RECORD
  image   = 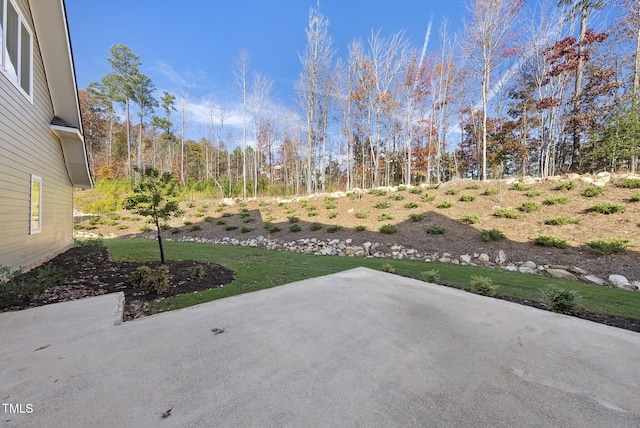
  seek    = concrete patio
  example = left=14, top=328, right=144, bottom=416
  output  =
left=1, top=267, right=639, bottom=427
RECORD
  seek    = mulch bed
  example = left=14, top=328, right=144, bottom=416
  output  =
left=1, top=245, right=235, bottom=321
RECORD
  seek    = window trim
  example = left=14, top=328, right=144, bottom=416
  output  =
left=1, top=0, right=33, bottom=102
left=30, top=174, right=42, bottom=234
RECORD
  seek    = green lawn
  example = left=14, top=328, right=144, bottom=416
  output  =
left=103, top=239, right=640, bottom=320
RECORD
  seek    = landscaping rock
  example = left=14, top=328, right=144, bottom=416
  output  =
left=460, top=254, right=472, bottom=264
left=521, top=261, right=537, bottom=270
left=545, top=268, right=578, bottom=281
left=518, top=267, right=537, bottom=275
left=582, top=275, right=606, bottom=286
left=609, top=275, right=632, bottom=289
left=496, top=250, right=507, bottom=265
left=478, top=253, right=490, bottom=263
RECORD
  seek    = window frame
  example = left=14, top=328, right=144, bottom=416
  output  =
left=30, top=174, right=42, bottom=234
left=1, top=0, right=33, bottom=102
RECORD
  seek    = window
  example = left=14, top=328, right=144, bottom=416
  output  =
left=1, top=0, right=32, bottom=99
left=30, top=175, right=41, bottom=234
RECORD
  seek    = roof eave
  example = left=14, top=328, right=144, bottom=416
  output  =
left=51, top=125, right=93, bottom=188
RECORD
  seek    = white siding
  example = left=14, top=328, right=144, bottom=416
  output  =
left=0, top=0, right=73, bottom=270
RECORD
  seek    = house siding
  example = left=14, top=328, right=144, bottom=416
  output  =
left=0, top=0, right=74, bottom=271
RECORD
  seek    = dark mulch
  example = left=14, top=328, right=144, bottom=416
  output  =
left=0, top=243, right=235, bottom=321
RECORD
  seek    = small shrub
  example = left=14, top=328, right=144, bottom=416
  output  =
left=445, top=189, right=458, bottom=195
left=186, top=202, right=195, bottom=208
left=265, top=223, right=281, bottom=233
left=327, top=225, right=341, bottom=233
left=383, top=263, right=395, bottom=273
left=375, top=200, right=390, bottom=209
left=195, top=213, right=204, bottom=218
left=117, top=225, right=129, bottom=230
left=169, top=227, right=180, bottom=234
left=148, top=266, right=170, bottom=295
left=410, top=188, right=423, bottom=194
left=369, top=189, right=387, bottom=196
left=554, top=182, right=575, bottom=191
left=436, top=201, right=453, bottom=209
left=590, top=202, right=625, bottom=214
left=224, top=225, right=238, bottom=231
left=420, top=269, right=440, bottom=282
left=139, top=225, right=151, bottom=232
left=509, top=183, right=528, bottom=191
left=483, top=188, right=499, bottom=196
left=543, top=197, right=570, bottom=205
left=289, top=223, right=302, bottom=232
left=306, top=209, right=318, bottom=217
left=617, top=178, right=640, bottom=188
left=397, top=185, right=407, bottom=191
left=426, top=226, right=445, bottom=235
left=309, top=222, right=322, bottom=231
left=630, top=193, right=640, bottom=202
left=377, top=213, right=393, bottom=221
left=189, top=224, right=202, bottom=232
left=106, top=212, right=121, bottom=220
left=324, top=201, right=337, bottom=209
left=465, top=184, right=480, bottom=190
left=130, top=266, right=152, bottom=289
left=191, top=265, right=205, bottom=280
left=493, top=208, right=519, bottom=219
left=582, top=187, right=604, bottom=197
left=524, top=190, right=542, bottom=197
left=541, top=286, right=580, bottom=314
left=404, top=201, right=419, bottom=209
left=84, top=225, right=97, bottom=230
left=264, top=215, right=275, bottom=222
left=409, top=213, right=425, bottom=222
left=182, top=220, right=193, bottom=226
left=480, top=229, right=505, bottom=241
left=518, top=202, right=541, bottom=213
left=544, top=216, right=580, bottom=226
left=389, top=194, right=405, bottom=201
left=354, top=224, right=367, bottom=231
left=533, top=235, right=567, bottom=249
left=461, top=214, right=479, bottom=224
left=421, top=194, right=436, bottom=202
left=242, top=217, right=255, bottom=223
left=287, top=215, right=299, bottom=223
left=74, top=224, right=84, bottom=230
left=587, top=238, right=632, bottom=255
left=204, top=216, right=214, bottom=222
left=470, top=275, right=498, bottom=296
left=459, top=195, right=476, bottom=202
left=379, top=224, right=397, bottom=234
left=221, top=212, right=232, bottom=218
left=355, top=210, right=369, bottom=219
left=240, top=226, right=254, bottom=233
left=215, top=220, right=226, bottom=225
left=328, top=211, right=338, bottom=219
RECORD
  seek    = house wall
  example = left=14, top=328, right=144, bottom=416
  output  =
left=0, top=0, right=74, bottom=271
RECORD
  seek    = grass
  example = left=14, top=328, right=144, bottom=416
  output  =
left=630, top=193, right=640, bottom=202
left=554, top=182, right=575, bottom=191
left=101, top=239, right=640, bottom=321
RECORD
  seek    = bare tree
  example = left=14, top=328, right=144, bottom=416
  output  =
left=250, top=71, right=274, bottom=197
left=464, top=0, right=523, bottom=181
left=234, top=50, right=250, bottom=198
left=178, top=91, right=189, bottom=184
left=369, top=29, right=410, bottom=186
left=298, top=3, right=334, bottom=194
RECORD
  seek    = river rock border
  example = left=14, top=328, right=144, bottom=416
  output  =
left=162, top=234, right=639, bottom=291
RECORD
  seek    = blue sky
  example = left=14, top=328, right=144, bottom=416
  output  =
left=65, top=0, right=465, bottom=134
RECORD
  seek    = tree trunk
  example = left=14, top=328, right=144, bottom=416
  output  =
left=156, top=219, right=165, bottom=264
left=569, top=4, right=588, bottom=173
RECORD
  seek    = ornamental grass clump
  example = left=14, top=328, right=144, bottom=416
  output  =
left=541, top=286, right=580, bottom=314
